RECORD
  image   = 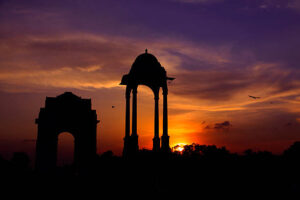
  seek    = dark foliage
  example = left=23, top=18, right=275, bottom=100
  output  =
left=1, top=143, right=300, bottom=197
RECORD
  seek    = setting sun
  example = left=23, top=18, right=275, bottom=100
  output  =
left=172, top=143, right=186, bottom=152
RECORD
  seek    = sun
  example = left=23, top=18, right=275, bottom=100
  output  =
left=172, top=143, right=186, bottom=152
left=176, top=146, right=184, bottom=152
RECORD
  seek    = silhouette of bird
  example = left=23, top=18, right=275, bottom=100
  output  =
left=248, top=95, right=261, bottom=99
left=112, top=106, right=115, bottom=108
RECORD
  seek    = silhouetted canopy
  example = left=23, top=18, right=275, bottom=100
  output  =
left=120, top=50, right=174, bottom=91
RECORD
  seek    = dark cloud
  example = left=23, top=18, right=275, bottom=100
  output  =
left=203, top=121, right=232, bottom=131
left=214, top=121, right=232, bottom=130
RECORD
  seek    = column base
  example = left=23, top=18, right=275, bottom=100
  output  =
left=123, top=135, right=139, bottom=157
left=153, top=137, right=160, bottom=152
left=161, top=135, right=170, bottom=152
left=130, top=134, right=139, bottom=153
left=122, top=136, right=131, bottom=157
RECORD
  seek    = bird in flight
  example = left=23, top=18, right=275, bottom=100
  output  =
left=112, top=106, right=115, bottom=108
left=248, top=95, right=261, bottom=99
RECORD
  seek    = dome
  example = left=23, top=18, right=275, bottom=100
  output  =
left=130, top=50, right=162, bottom=74
left=120, top=50, right=174, bottom=88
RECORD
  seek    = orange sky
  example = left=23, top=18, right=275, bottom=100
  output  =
left=1, top=0, right=300, bottom=162
left=1, top=52, right=300, bottom=160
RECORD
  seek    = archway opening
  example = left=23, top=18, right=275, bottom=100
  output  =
left=137, top=85, right=162, bottom=150
left=57, top=132, right=74, bottom=167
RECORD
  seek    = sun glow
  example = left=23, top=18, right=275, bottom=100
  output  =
left=172, top=143, right=186, bottom=152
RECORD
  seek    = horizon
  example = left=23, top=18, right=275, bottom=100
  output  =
left=1, top=0, right=300, bottom=163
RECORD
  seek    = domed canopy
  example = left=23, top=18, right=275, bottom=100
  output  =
left=130, top=52, right=161, bottom=72
left=120, top=50, right=174, bottom=90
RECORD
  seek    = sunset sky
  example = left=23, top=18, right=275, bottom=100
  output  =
left=1, top=0, right=300, bottom=161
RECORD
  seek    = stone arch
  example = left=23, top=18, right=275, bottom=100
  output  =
left=35, top=92, right=99, bottom=173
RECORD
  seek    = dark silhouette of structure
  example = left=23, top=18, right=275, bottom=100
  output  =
left=35, top=92, right=99, bottom=173
left=121, top=50, right=174, bottom=156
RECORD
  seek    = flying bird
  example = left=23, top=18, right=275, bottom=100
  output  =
left=248, top=95, right=261, bottom=99
left=112, top=106, right=115, bottom=108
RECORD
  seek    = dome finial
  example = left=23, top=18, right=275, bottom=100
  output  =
left=145, top=49, right=148, bottom=54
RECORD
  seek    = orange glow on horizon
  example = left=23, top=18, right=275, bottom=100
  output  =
left=172, top=143, right=186, bottom=152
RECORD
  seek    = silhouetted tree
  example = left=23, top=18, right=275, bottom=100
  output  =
left=11, top=152, right=30, bottom=170
left=244, top=149, right=254, bottom=156
left=284, top=141, right=300, bottom=159
left=100, top=150, right=114, bottom=159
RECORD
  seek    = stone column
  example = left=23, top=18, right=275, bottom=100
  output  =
left=161, top=86, right=170, bottom=152
left=132, top=87, right=137, bottom=136
left=163, top=89, right=168, bottom=137
left=125, top=86, right=131, bottom=138
left=123, top=86, right=131, bottom=156
left=153, top=90, right=160, bottom=151
left=131, top=86, right=138, bottom=152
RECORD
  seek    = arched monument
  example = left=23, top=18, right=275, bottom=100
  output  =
left=121, top=50, right=174, bottom=156
left=35, top=92, right=99, bottom=173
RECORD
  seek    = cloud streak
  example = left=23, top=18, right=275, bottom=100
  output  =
left=0, top=32, right=234, bottom=93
